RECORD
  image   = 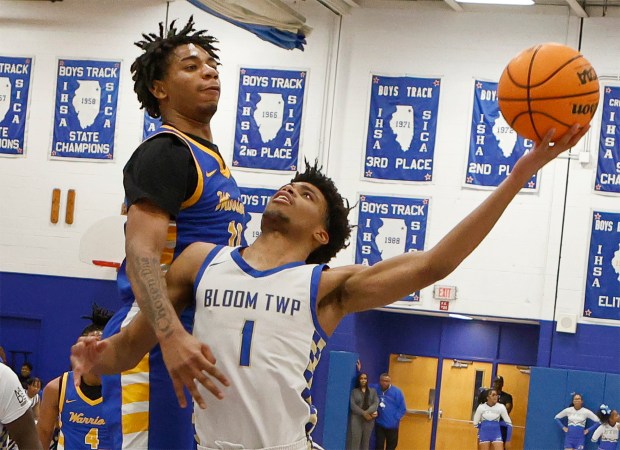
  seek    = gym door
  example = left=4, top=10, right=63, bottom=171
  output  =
left=435, top=359, right=493, bottom=450
left=496, top=363, right=531, bottom=450
left=388, top=354, right=438, bottom=450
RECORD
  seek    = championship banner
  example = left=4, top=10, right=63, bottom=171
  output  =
left=51, top=59, right=121, bottom=160
left=356, top=194, right=429, bottom=301
left=0, top=56, right=33, bottom=156
left=363, top=75, right=440, bottom=182
left=143, top=111, right=162, bottom=140
left=465, top=80, right=537, bottom=190
left=584, top=210, right=620, bottom=321
left=239, top=186, right=277, bottom=245
left=233, top=68, right=307, bottom=172
left=594, top=86, right=620, bottom=195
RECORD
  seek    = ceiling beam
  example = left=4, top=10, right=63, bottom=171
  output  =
left=565, top=0, right=589, bottom=17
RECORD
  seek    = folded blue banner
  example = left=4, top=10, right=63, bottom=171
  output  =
left=187, top=0, right=307, bottom=50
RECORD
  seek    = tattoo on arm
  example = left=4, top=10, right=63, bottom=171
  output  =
left=132, top=256, right=174, bottom=338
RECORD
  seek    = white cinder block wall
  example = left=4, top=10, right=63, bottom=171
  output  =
left=0, top=0, right=618, bottom=328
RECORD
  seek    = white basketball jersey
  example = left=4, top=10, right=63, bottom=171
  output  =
left=193, top=246, right=328, bottom=448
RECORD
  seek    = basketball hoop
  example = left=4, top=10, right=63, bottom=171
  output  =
left=92, top=260, right=121, bottom=269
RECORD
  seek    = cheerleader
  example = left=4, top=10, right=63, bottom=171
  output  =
left=555, top=393, right=600, bottom=450
left=473, top=389, right=512, bottom=450
left=591, top=405, right=619, bottom=450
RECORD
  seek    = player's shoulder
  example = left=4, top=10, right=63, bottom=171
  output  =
left=133, top=133, right=191, bottom=159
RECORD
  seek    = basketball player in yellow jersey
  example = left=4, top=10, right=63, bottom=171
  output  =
left=101, top=17, right=246, bottom=448
left=74, top=125, right=588, bottom=449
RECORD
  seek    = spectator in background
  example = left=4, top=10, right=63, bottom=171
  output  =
left=555, top=393, right=600, bottom=450
left=18, top=362, right=32, bottom=389
left=348, top=372, right=378, bottom=450
left=26, top=377, right=42, bottom=422
left=0, top=363, right=43, bottom=449
left=374, top=373, right=406, bottom=450
left=493, top=376, right=513, bottom=443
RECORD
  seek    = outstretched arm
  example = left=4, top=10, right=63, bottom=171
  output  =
left=320, top=125, right=588, bottom=327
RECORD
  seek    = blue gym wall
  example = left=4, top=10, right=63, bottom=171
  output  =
left=0, top=272, right=122, bottom=384
left=1, top=274, right=618, bottom=448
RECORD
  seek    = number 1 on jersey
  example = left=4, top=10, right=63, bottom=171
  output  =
left=240, top=320, right=255, bottom=366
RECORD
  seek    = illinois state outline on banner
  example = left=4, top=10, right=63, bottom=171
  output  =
left=51, top=59, right=120, bottom=161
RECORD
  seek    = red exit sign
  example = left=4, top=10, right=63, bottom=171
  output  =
left=433, top=285, right=457, bottom=300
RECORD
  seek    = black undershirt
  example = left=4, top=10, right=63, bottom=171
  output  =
left=123, top=131, right=223, bottom=218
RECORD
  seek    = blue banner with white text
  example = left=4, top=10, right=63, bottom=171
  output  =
left=465, top=80, right=537, bottom=190
left=355, top=194, right=429, bottom=301
left=233, top=68, right=306, bottom=171
left=143, top=111, right=162, bottom=141
left=364, top=75, right=440, bottom=182
left=239, top=186, right=277, bottom=245
left=584, top=210, right=620, bottom=321
left=51, top=59, right=120, bottom=160
left=0, top=56, right=33, bottom=156
left=595, top=86, right=620, bottom=195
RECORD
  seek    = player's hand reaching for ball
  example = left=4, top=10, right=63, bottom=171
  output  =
left=517, top=123, right=590, bottom=173
left=160, top=329, right=230, bottom=409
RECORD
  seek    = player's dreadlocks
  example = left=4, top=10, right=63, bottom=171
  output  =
left=80, top=303, right=114, bottom=336
left=292, top=160, right=354, bottom=264
left=131, top=15, right=220, bottom=118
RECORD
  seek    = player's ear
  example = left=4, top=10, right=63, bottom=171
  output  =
left=313, top=228, right=329, bottom=246
left=150, top=80, right=167, bottom=100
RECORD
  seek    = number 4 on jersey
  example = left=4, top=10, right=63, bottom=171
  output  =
left=85, top=428, right=99, bottom=449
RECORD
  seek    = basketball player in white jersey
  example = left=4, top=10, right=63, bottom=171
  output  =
left=71, top=125, right=588, bottom=449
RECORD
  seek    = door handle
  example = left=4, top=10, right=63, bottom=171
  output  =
left=406, top=407, right=434, bottom=420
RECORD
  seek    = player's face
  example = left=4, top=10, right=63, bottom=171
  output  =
left=572, top=395, right=583, bottom=409
left=155, top=44, right=220, bottom=120
left=610, top=410, right=619, bottom=426
left=267, top=182, right=328, bottom=237
left=487, top=390, right=499, bottom=406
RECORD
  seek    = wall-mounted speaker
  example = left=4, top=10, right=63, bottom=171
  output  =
left=556, top=313, right=577, bottom=334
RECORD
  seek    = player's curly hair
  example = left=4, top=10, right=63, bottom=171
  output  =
left=80, top=303, right=115, bottom=336
left=292, top=160, right=353, bottom=264
left=131, top=15, right=220, bottom=118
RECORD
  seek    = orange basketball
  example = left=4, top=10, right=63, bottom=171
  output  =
left=498, top=43, right=599, bottom=141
